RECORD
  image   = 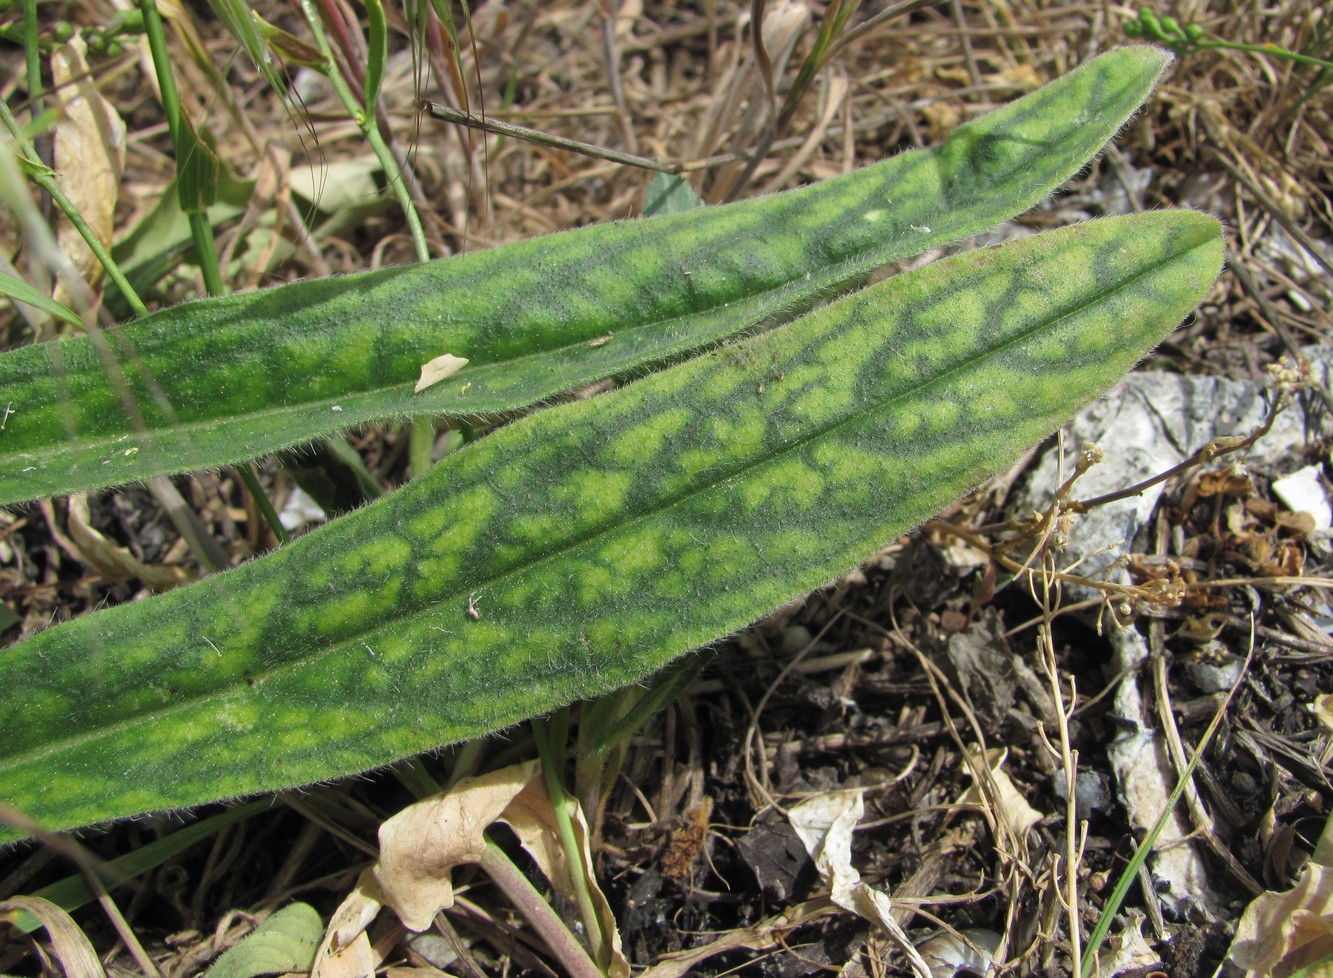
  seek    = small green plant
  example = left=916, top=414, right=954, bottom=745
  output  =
left=0, top=46, right=1223, bottom=842
left=1125, top=6, right=1333, bottom=73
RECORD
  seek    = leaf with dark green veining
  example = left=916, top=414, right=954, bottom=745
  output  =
left=0, top=211, right=1223, bottom=841
left=0, top=47, right=1170, bottom=505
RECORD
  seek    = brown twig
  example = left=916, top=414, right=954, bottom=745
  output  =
left=421, top=101, right=683, bottom=173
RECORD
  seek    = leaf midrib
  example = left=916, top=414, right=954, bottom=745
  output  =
left=5, top=240, right=886, bottom=472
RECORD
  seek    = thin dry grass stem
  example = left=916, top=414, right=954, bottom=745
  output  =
left=1148, top=643, right=1264, bottom=897
left=1027, top=546, right=1086, bottom=972
left=278, top=796, right=378, bottom=858
left=688, top=1, right=808, bottom=203
left=445, top=895, right=559, bottom=978
left=1147, top=507, right=1267, bottom=898
left=84, top=866, right=162, bottom=978
left=892, top=605, right=1035, bottom=972
left=757, top=69, right=849, bottom=193
left=420, top=102, right=682, bottom=173
left=740, top=610, right=845, bottom=814
left=0, top=813, right=153, bottom=978
left=633, top=898, right=839, bottom=978
left=1212, top=153, right=1333, bottom=280
left=822, top=0, right=941, bottom=65
left=599, top=1, right=638, bottom=155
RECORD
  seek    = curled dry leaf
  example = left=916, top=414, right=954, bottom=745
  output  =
left=50, top=37, right=126, bottom=300
left=311, top=868, right=386, bottom=978
left=327, top=761, right=628, bottom=978
left=956, top=746, right=1041, bottom=844
left=414, top=354, right=468, bottom=393
left=376, top=761, right=539, bottom=928
left=64, top=494, right=192, bottom=591
left=789, top=791, right=932, bottom=978
left=1094, top=911, right=1160, bottom=977
left=917, top=928, right=1000, bottom=978
left=0, top=896, right=105, bottom=978
left=1225, top=863, right=1333, bottom=976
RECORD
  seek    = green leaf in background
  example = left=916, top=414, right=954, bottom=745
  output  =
left=642, top=171, right=705, bottom=217
left=0, top=212, right=1223, bottom=841
left=0, top=268, right=83, bottom=329
left=0, top=47, right=1170, bottom=506
left=105, top=170, right=255, bottom=319
left=204, top=903, right=323, bottom=978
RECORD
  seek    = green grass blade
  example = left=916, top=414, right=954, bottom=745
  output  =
left=362, top=0, right=387, bottom=116
left=0, top=211, right=1222, bottom=841
left=0, top=47, right=1170, bottom=505
left=9, top=800, right=270, bottom=933
left=0, top=269, right=83, bottom=328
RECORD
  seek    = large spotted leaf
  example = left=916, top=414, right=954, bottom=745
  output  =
left=0, top=212, right=1222, bottom=841
left=0, top=47, right=1171, bottom=505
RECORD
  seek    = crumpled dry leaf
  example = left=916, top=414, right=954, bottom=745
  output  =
left=311, top=868, right=385, bottom=978
left=65, top=494, right=191, bottom=591
left=789, top=791, right=932, bottom=978
left=327, top=761, right=628, bottom=978
left=1096, top=910, right=1160, bottom=976
left=376, top=761, right=539, bottom=926
left=1225, top=863, right=1333, bottom=976
left=414, top=354, right=468, bottom=393
left=917, top=928, right=1000, bottom=978
left=955, top=746, right=1041, bottom=843
left=50, top=36, right=126, bottom=302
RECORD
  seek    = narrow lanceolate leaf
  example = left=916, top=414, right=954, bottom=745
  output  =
left=0, top=212, right=1222, bottom=841
left=0, top=46, right=1169, bottom=505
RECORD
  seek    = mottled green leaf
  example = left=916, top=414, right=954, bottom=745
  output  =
left=0, top=211, right=1222, bottom=841
left=0, top=47, right=1170, bottom=506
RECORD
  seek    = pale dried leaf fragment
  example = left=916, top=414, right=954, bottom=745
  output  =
left=956, top=746, right=1041, bottom=842
left=311, top=868, right=385, bottom=978
left=1095, top=911, right=1160, bottom=976
left=50, top=36, right=126, bottom=300
left=917, top=929, right=1000, bottom=978
left=376, top=761, right=537, bottom=927
left=414, top=354, right=468, bottom=393
left=1225, top=863, right=1333, bottom=976
left=789, top=791, right=932, bottom=978
left=64, top=494, right=191, bottom=590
